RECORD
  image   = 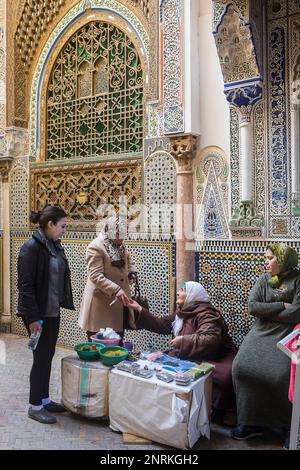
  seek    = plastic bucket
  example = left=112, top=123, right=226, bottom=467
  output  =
left=91, top=335, right=120, bottom=347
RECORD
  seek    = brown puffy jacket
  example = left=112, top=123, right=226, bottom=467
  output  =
left=135, top=301, right=235, bottom=361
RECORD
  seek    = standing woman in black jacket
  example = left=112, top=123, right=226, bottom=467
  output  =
left=17, top=206, right=75, bottom=424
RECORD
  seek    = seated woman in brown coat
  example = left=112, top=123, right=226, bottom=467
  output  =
left=125, top=281, right=237, bottom=423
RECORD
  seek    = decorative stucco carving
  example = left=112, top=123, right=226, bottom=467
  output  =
left=168, top=134, right=198, bottom=172
left=213, top=3, right=260, bottom=85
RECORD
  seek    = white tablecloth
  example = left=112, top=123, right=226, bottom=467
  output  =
left=109, top=360, right=212, bottom=449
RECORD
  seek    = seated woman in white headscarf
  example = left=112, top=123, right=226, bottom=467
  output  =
left=125, top=281, right=237, bottom=422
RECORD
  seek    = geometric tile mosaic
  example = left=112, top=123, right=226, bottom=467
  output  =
left=9, top=234, right=300, bottom=353
left=197, top=239, right=300, bottom=346
left=144, top=151, right=176, bottom=234
left=0, top=232, right=2, bottom=314
left=197, top=250, right=263, bottom=346
left=9, top=161, right=29, bottom=230
left=266, top=5, right=300, bottom=239
left=10, top=233, right=173, bottom=351
left=162, top=0, right=184, bottom=134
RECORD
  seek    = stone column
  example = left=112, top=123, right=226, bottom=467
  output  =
left=227, top=92, right=265, bottom=235
left=0, top=158, right=12, bottom=328
left=169, top=134, right=198, bottom=290
left=239, top=106, right=253, bottom=203
left=291, top=103, right=300, bottom=212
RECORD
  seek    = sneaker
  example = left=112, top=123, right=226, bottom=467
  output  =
left=28, top=407, right=57, bottom=424
left=43, top=401, right=67, bottom=413
left=231, top=425, right=264, bottom=440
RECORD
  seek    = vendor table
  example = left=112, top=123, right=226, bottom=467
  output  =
left=109, top=360, right=212, bottom=449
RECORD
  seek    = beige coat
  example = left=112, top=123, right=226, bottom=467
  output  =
left=78, top=234, right=136, bottom=333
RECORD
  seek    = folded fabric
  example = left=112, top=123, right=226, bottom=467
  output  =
left=156, top=354, right=197, bottom=372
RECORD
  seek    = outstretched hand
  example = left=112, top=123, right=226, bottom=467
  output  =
left=124, top=297, right=142, bottom=312
left=115, top=289, right=129, bottom=305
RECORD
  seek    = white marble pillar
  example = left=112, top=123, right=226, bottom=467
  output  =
left=1, top=173, right=10, bottom=324
left=183, top=0, right=201, bottom=135
left=0, top=0, right=9, bottom=326
left=239, top=109, right=253, bottom=203
left=291, top=103, right=300, bottom=206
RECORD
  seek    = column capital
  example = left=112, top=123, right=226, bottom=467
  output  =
left=239, top=105, right=253, bottom=123
left=0, top=157, right=13, bottom=182
left=169, top=134, right=199, bottom=172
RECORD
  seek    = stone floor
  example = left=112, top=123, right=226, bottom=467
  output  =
left=0, top=333, right=284, bottom=451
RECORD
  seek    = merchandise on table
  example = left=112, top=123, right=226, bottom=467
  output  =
left=115, top=360, right=140, bottom=373
left=132, top=368, right=155, bottom=379
left=91, top=327, right=121, bottom=346
left=156, top=371, right=174, bottom=383
left=74, top=342, right=104, bottom=360
left=175, top=373, right=192, bottom=386
left=99, top=346, right=128, bottom=366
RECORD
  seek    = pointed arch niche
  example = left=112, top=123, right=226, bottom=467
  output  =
left=30, top=4, right=149, bottom=163
left=195, top=146, right=230, bottom=240
left=41, top=14, right=147, bottom=162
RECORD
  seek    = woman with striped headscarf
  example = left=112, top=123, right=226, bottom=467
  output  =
left=231, top=243, right=300, bottom=448
left=78, top=216, right=137, bottom=341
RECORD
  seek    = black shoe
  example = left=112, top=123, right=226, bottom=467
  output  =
left=43, top=401, right=67, bottom=413
left=28, top=407, right=57, bottom=424
left=231, top=425, right=264, bottom=440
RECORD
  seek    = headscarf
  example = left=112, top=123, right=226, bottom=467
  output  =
left=99, top=216, right=128, bottom=267
left=172, top=281, right=210, bottom=336
left=183, top=281, right=210, bottom=306
left=268, top=243, right=299, bottom=288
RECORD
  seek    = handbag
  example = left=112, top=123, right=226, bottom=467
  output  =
left=133, top=276, right=149, bottom=310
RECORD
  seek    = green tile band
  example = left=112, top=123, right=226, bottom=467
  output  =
left=79, top=366, right=90, bottom=416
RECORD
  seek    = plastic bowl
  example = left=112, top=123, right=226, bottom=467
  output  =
left=99, top=346, right=129, bottom=366
left=91, top=335, right=120, bottom=347
left=74, top=342, right=104, bottom=361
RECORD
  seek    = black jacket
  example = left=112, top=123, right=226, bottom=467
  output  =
left=17, top=230, right=75, bottom=324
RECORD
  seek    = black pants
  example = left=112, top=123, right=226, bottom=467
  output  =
left=23, top=317, right=60, bottom=406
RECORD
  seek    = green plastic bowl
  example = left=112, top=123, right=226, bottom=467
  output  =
left=99, top=346, right=129, bottom=366
left=74, top=342, right=104, bottom=361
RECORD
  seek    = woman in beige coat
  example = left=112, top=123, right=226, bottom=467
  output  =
left=78, top=216, right=137, bottom=340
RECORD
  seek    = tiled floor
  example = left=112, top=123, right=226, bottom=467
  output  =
left=0, top=333, right=283, bottom=450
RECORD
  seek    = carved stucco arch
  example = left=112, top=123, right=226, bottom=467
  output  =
left=11, top=0, right=159, bottom=127
left=213, top=3, right=260, bottom=86
left=198, top=146, right=229, bottom=182
left=29, top=0, right=150, bottom=160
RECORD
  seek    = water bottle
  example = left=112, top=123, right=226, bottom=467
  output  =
left=28, top=320, right=44, bottom=351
